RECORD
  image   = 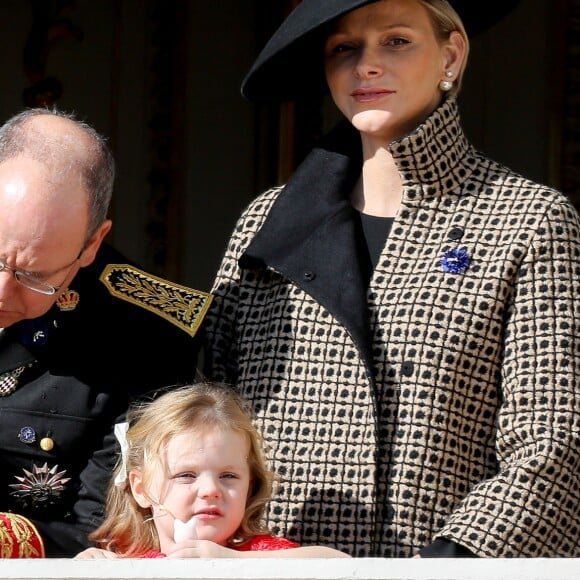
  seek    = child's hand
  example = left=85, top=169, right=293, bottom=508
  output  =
left=73, top=547, right=120, bottom=559
left=165, top=539, right=240, bottom=558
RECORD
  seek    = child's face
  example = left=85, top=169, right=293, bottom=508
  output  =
left=131, top=426, right=251, bottom=553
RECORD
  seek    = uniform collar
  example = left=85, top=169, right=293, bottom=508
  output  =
left=0, top=329, right=36, bottom=372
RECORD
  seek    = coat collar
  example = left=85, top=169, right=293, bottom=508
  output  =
left=240, top=119, right=370, bottom=351
left=240, top=98, right=471, bottom=363
left=243, top=97, right=470, bottom=267
left=389, top=96, right=472, bottom=202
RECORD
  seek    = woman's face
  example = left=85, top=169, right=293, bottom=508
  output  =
left=324, top=0, right=463, bottom=143
left=130, top=426, right=251, bottom=554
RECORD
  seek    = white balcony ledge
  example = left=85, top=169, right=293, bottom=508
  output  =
left=0, top=557, right=578, bottom=580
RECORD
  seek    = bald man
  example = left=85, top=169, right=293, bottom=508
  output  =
left=0, top=109, right=211, bottom=557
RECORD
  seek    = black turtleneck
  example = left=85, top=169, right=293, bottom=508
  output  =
left=354, top=210, right=394, bottom=284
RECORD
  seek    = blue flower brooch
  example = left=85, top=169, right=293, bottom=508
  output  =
left=440, top=247, right=470, bottom=274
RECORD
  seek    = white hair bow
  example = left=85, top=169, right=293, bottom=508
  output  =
left=113, top=421, right=130, bottom=486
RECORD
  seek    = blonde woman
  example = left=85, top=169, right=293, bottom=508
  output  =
left=204, top=0, right=579, bottom=559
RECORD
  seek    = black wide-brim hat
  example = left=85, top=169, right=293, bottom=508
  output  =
left=242, top=0, right=521, bottom=103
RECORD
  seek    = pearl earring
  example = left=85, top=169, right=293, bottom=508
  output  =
left=439, top=71, right=454, bottom=92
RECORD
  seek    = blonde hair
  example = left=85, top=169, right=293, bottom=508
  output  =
left=89, top=383, right=275, bottom=556
left=420, top=0, right=470, bottom=97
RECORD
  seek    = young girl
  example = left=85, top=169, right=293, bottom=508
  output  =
left=75, top=383, right=349, bottom=559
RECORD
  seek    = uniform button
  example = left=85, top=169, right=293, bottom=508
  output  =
left=448, top=227, right=464, bottom=240
left=401, top=361, right=414, bottom=376
left=303, top=270, right=316, bottom=281
left=40, top=437, right=55, bottom=451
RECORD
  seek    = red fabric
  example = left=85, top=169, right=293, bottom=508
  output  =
left=233, top=534, right=300, bottom=551
left=0, top=512, right=45, bottom=558
left=141, top=534, right=300, bottom=558
left=141, top=549, right=166, bottom=558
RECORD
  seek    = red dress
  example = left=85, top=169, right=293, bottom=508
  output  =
left=142, top=534, right=300, bottom=558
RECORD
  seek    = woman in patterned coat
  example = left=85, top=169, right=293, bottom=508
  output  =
left=204, top=0, right=579, bottom=558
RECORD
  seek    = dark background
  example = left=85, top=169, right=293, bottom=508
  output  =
left=0, top=0, right=574, bottom=291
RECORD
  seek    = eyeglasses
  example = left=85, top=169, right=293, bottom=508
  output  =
left=0, top=247, right=85, bottom=295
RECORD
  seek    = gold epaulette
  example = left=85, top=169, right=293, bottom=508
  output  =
left=99, top=264, right=213, bottom=337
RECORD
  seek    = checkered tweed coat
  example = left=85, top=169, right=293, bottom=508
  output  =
left=204, top=97, right=580, bottom=557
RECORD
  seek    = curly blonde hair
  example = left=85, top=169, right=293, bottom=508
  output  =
left=89, top=382, right=275, bottom=556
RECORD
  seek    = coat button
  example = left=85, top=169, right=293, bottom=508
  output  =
left=303, top=270, right=316, bottom=281
left=448, top=227, right=464, bottom=240
left=401, top=361, right=414, bottom=376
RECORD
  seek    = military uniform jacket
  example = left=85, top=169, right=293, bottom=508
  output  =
left=204, top=97, right=580, bottom=558
left=0, top=243, right=211, bottom=556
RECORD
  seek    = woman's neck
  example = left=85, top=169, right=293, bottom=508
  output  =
left=351, top=141, right=402, bottom=217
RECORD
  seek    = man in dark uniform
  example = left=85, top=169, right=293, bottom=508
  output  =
left=0, top=108, right=212, bottom=557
